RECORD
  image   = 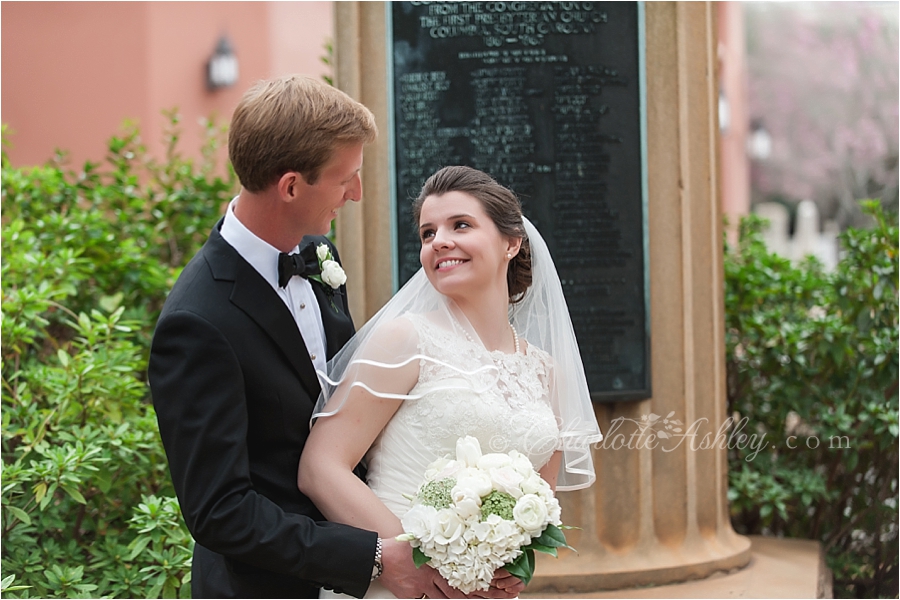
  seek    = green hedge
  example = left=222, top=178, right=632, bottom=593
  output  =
left=725, top=204, right=898, bottom=598
left=1, top=115, right=236, bottom=598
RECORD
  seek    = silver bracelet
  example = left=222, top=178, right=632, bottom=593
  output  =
left=371, top=538, right=384, bottom=581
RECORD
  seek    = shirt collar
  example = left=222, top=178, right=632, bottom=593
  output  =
left=220, top=197, right=299, bottom=289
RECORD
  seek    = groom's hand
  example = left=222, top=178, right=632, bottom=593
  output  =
left=379, top=537, right=468, bottom=599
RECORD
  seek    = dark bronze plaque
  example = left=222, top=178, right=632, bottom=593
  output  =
left=389, top=1, right=649, bottom=402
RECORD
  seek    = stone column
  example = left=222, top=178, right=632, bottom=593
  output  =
left=333, top=2, right=751, bottom=592
left=333, top=2, right=394, bottom=323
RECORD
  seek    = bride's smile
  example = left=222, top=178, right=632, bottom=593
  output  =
left=418, top=191, right=514, bottom=304
left=435, top=258, right=467, bottom=270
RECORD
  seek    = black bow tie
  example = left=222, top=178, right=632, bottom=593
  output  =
left=278, top=245, right=321, bottom=288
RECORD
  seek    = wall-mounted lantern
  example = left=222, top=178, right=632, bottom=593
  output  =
left=207, top=35, right=239, bottom=91
left=747, top=118, right=773, bottom=161
left=718, top=89, right=730, bottom=134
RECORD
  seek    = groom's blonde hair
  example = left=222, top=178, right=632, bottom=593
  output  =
left=228, top=75, right=377, bottom=192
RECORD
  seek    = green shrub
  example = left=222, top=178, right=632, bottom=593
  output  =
left=725, top=202, right=898, bottom=598
left=1, top=114, right=236, bottom=598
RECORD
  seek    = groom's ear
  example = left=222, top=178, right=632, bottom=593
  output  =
left=277, top=171, right=310, bottom=203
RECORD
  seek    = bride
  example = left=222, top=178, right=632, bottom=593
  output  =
left=298, top=166, right=602, bottom=599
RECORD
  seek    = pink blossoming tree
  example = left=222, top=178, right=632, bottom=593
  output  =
left=746, top=2, right=899, bottom=228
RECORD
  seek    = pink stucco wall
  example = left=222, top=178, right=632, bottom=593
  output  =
left=1, top=2, right=333, bottom=170
left=717, top=2, right=752, bottom=232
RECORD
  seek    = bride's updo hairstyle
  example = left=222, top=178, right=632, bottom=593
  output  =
left=413, top=166, right=533, bottom=303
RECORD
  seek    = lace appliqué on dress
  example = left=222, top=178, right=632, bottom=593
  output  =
left=396, top=314, right=560, bottom=467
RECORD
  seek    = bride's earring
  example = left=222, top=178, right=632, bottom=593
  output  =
left=506, top=253, right=512, bottom=260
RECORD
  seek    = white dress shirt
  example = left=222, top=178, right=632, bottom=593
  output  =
left=219, top=199, right=328, bottom=375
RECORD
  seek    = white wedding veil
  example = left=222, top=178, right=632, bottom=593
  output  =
left=312, top=218, right=602, bottom=491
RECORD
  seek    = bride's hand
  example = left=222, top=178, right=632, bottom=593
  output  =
left=465, top=569, right=525, bottom=599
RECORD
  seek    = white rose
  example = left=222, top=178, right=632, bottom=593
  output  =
left=520, top=471, right=550, bottom=495
left=316, top=243, right=330, bottom=262
left=320, top=259, right=346, bottom=289
left=434, top=509, right=466, bottom=545
left=546, top=495, right=562, bottom=526
left=456, top=436, right=483, bottom=467
left=451, top=486, right=482, bottom=520
left=490, top=466, right=525, bottom=499
left=508, top=450, right=536, bottom=477
left=453, top=469, right=493, bottom=499
left=400, top=504, right=439, bottom=544
left=537, top=484, right=556, bottom=504
left=513, top=494, right=550, bottom=536
left=424, top=457, right=454, bottom=480
left=477, top=452, right=512, bottom=471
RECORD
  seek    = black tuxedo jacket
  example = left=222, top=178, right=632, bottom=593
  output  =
left=149, top=222, right=375, bottom=598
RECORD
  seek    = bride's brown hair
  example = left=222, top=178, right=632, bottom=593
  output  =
left=413, top=166, right=533, bottom=304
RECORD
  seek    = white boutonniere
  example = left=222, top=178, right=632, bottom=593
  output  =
left=309, top=243, right=346, bottom=312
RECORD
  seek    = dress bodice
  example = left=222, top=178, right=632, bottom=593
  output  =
left=363, top=313, right=560, bottom=519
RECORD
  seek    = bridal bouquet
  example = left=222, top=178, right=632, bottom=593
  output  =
left=396, top=436, right=572, bottom=593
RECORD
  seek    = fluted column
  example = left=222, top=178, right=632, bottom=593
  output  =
left=333, top=2, right=394, bottom=323
left=528, top=3, right=751, bottom=592
left=333, top=2, right=751, bottom=592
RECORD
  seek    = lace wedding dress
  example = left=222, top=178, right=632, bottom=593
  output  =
left=321, top=313, right=561, bottom=599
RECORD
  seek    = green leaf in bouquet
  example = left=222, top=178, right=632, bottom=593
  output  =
left=412, top=546, right=431, bottom=568
left=504, top=549, right=535, bottom=586
left=531, top=524, right=575, bottom=552
left=527, top=541, right=558, bottom=557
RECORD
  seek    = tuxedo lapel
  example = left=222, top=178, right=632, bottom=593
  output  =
left=310, top=283, right=354, bottom=359
left=204, top=225, right=322, bottom=400
left=298, top=237, right=355, bottom=360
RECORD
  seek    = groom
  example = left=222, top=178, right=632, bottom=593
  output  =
left=148, top=75, right=472, bottom=599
